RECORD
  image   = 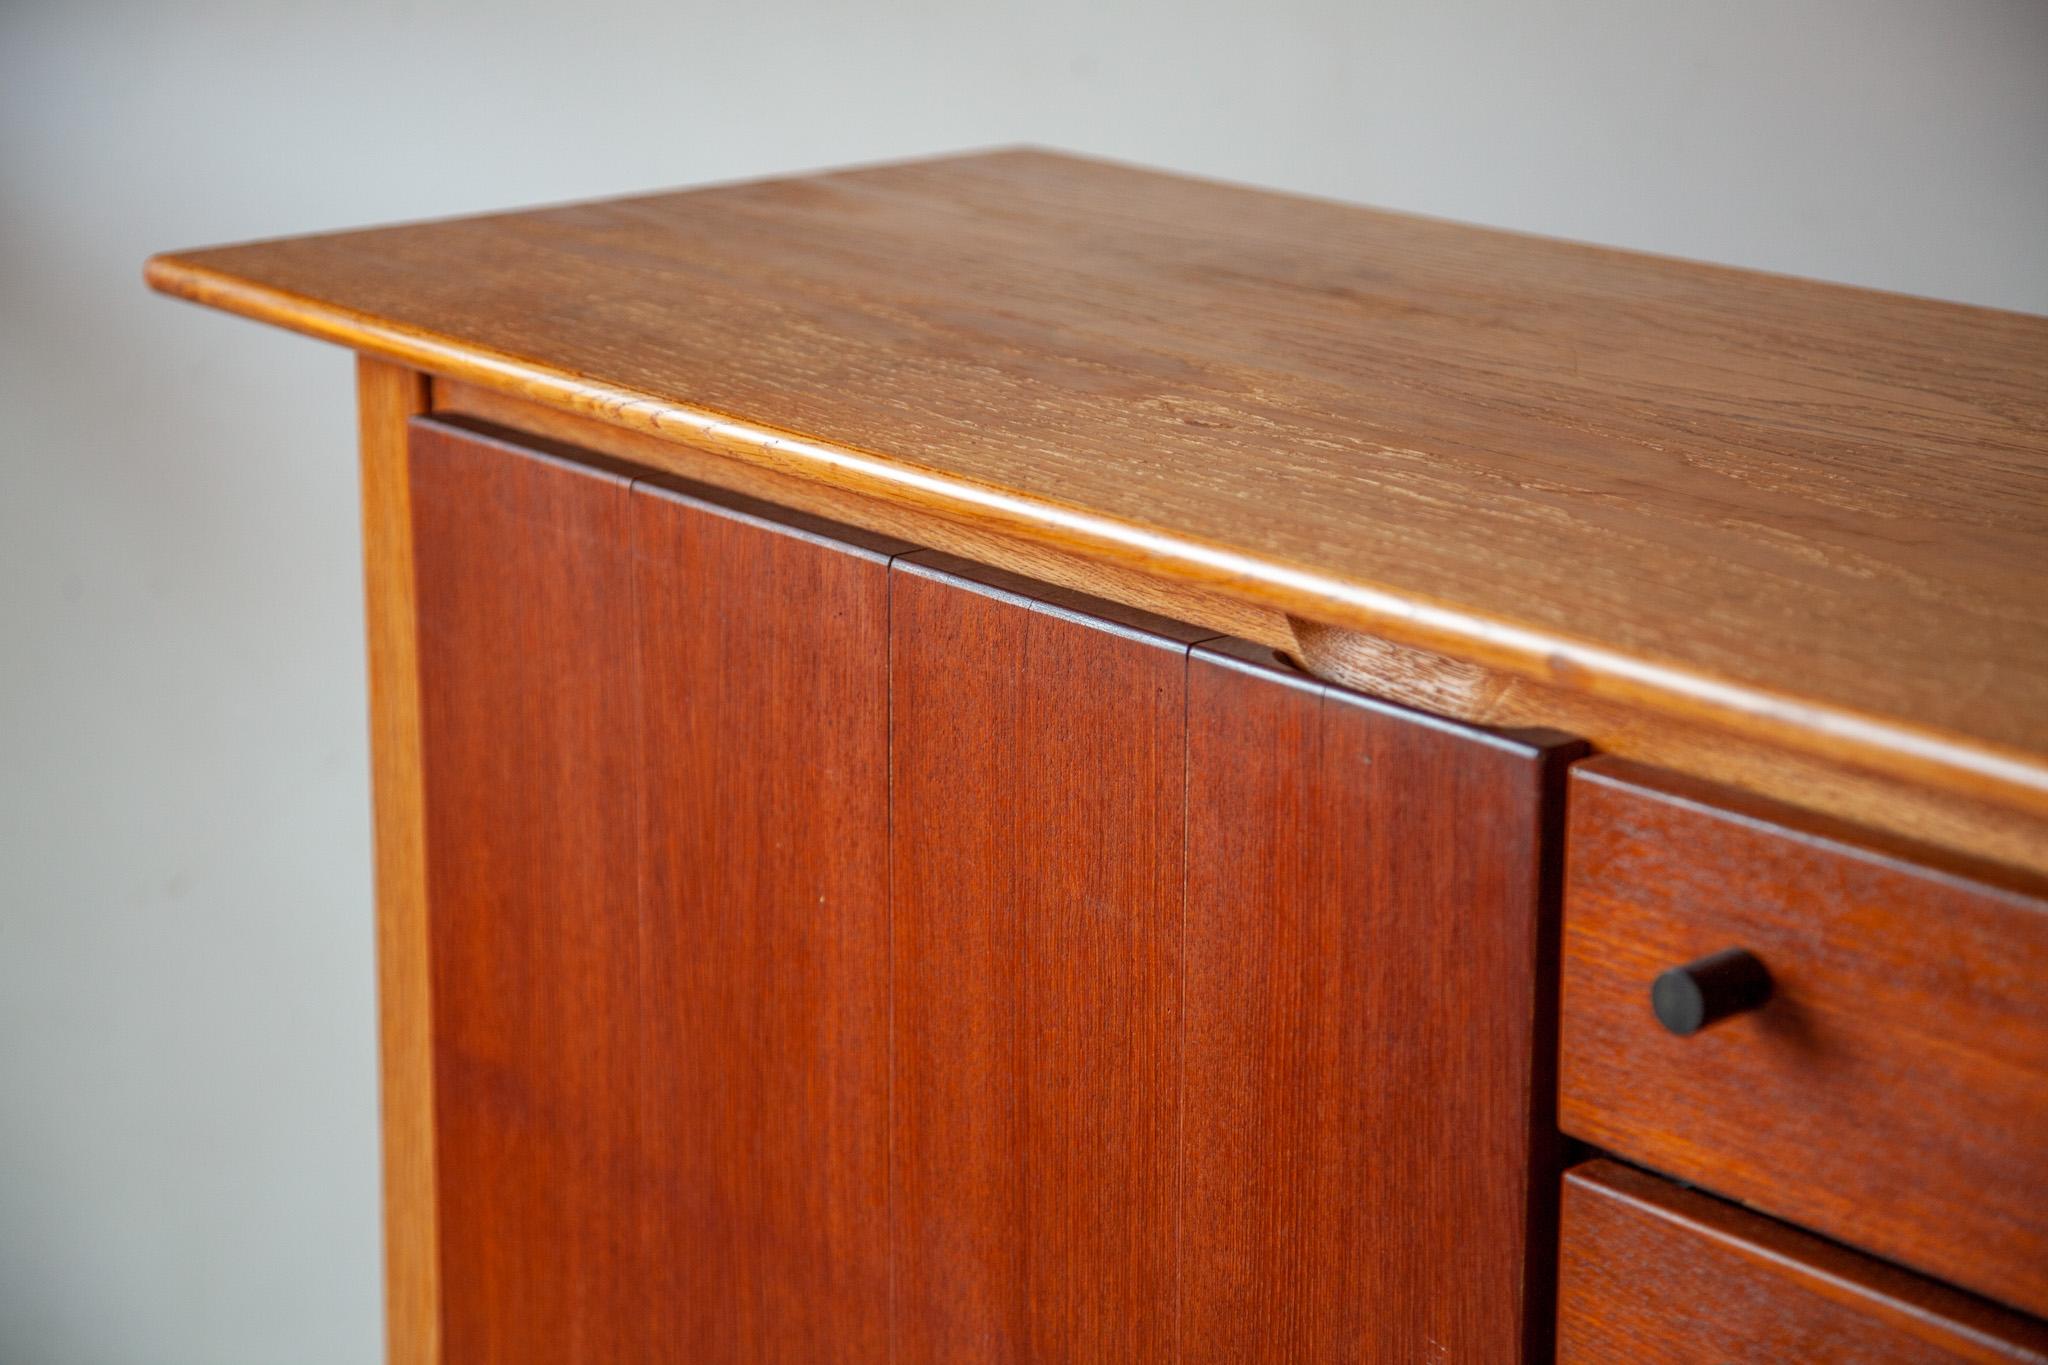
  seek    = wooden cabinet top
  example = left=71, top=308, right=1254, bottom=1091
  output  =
left=146, top=148, right=2048, bottom=820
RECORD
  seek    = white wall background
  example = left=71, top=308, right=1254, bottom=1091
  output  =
left=2, top=1, right=2044, bottom=1360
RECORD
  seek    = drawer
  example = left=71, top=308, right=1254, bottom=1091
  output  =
left=1559, top=1160, right=2048, bottom=1362
left=1560, top=758, right=2048, bottom=1318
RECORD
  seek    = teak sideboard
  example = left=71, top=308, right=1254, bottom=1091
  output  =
left=149, top=150, right=2048, bottom=1363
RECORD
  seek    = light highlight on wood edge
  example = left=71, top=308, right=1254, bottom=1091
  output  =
left=1289, top=621, right=2048, bottom=876
left=146, top=254, right=2048, bottom=822
left=431, top=383, right=2047, bottom=875
left=358, top=357, right=439, bottom=1365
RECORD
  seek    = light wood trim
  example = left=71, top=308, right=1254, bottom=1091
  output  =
left=142, top=238, right=2048, bottom=824
left=359, top=357, right=438, bottom=1365
left=433, top=379, right=1289, bottom=647
left=1292, top=620, right=2048, bottom=876
left=435, top=381, right=2048, bottom=877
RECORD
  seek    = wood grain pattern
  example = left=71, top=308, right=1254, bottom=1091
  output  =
left=631, top=476, right=904, bottom=1361
left=435, top=380, right=1285, bottom=648
left=1181, top=640, right=1582, bottom=1361
left=144, top=148, right=2048, bottom=821
left=1561, top=758, right=2048, bottom=1318
left=357, top=360, right=438, bottom=1365
left=888, top=553, right=1211, bottom=1362
left=1559, top=1160, right=2048, bottom=1363
left=1293, top=619, right=2048, bottom=876
left=409, top=419, right=648, bottom=1361
left=439, top=381, right=2048, bottom=877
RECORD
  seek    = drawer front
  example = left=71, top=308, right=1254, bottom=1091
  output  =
left=1561, top=758, right=2048, bottom=1318
left=1559, top=1160, right=2048, bottom=1363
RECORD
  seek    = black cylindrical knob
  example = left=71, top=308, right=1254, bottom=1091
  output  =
left=1651, top=949, right=1772, bottom=1036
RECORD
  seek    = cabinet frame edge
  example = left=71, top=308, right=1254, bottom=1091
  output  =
left=359, top=358, right=440, bottom=1365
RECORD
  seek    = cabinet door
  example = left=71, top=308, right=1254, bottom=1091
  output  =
left=411, top=419, right=903, bottom=1363
left=633, top=478, right=901, bottom=1361
left=1180, top=641, right=1581, bottom=1361
left=410, top=420, right=649, bottom=1362
left=888, top=567, right=1579, bottom=1362
left=411, top=416, right=1577, bottom=1361
left=889, top=556, right=1212, bottom=1363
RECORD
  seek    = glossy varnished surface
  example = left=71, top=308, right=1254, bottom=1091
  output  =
left=1561, top=758, right=2048, bottom=1318
left=146, top=150, right=2048, bottom=821
left=1559, top=1161, right=2048, bottom=1363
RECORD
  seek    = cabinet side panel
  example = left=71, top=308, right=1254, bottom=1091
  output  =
left=359, top=360, right=436, bottom=1365
left=1181, top=647, right=1572, bottom=1360
left=632, top=483, right=893, bottom=1360
left=409, top=419, right=647, bottom=1362
left=889, top=562, right=1186, bottom=1363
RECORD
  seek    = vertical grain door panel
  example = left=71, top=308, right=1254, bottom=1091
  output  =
left=889, top=556, right=1213, bottom=1364
left=1181, top=641, right=1582, bottom=1362
left=411, top=414, right=1579, bottom=1361
left=410, top=419, right=648, bottom=1362
left=632, top=480, right=903, bottom=1361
